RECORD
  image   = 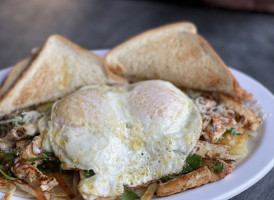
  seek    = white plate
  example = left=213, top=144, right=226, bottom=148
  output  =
left=0, top=49, right=274, bottom=200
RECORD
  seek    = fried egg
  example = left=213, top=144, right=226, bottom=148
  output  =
left=38, top=80, right=202, bottom=200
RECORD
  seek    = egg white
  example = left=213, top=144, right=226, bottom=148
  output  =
left=38, top=80, right=202, bottom=200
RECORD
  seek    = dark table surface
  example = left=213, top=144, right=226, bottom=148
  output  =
left=0, top=0, right=273, bottom=199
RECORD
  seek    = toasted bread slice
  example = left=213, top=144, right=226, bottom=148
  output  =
left=105, top=23, right=252, bottom=100
left=0, top=35, right=124, bottom=116
left=0, top=48, right=40, bottom=98
left=0, top=57, right=32, bottom=98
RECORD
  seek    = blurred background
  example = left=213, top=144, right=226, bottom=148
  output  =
left=0, top=0, right=273, bottom=199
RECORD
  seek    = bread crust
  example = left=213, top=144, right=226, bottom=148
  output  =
left=0, top=57, right=31, bottom=98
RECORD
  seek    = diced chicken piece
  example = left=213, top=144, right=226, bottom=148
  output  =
left=19, top=136, right=43, bottom=167
left=6, top=122, right=39, bottom=141
left=12, top=158, right=58, bottom=192
left=195, top=96, right=237, bottom=142
left=16, top=139, right=31, bottom=149
left=0, top=138, right=13, bottom=150
left=0, top=122, right=39, bottom=150
left=195, top=140, right=232, bottom=160
left=204, top=112, right=236, bottom=142
left=218, top=94, right=260, bottom=131
left=195, top=97, right=218, bottom=131
left=156, top=166, right=211, bottom=197
left=195, top=97, right=218, bottom=115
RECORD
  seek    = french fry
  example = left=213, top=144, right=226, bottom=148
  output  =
left=156, top=166, right=211, bottom=197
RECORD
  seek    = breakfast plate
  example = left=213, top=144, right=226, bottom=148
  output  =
left=0, top=49, right=274, bottom=200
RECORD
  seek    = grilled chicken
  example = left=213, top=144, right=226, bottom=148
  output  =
left=195, top=140, right=232, bottom=160
left=0, top=122, right=39, bottom=150
left=18, top=136, right=43, bottom=167
left=204, top=111, right=236, bottom=142
left=195, top=96, right=237, bottom=142
left=12, top=158, right=58, bottom=192
left=12, top=136, right=58, bottom=192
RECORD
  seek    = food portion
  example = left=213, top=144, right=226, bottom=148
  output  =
left=0, top=83, right=260, bottom=200
left=0, top=22, right=262, bottom=200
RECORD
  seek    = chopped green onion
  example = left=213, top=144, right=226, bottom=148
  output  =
left=25, top=151, right=55, bottom=163
left=226, top=128, right=241, bottom=135
left=183, top=154, right=202, bottom=174
left=1, top=153, right=14, bottom=160
left=0, top=169, right=18, bottom=180
left=159, top=176, right=173, bottom=183
left=1, top=153, right=14, bottom=165
left=212, top=162, right=224, bottom=173
left=119, top=189, right=139, bottom=200
left=24, top=157, right=44, bottom=162
left=42, top=151, right=54, bottom=158
left=84, top=170, right=95, bottom=178
left=160, top=154, right=202, bottom=183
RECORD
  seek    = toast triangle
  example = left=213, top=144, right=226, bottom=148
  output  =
left=0, top=35, right=123, bottom=116
left=0, top=57, right=32, bottom=98
left=0, top=48, right=40, bottom=98
left=105, top=22, right=251, bottom=100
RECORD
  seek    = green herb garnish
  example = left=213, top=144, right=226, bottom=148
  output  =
left=160, top=154, right=202, bottom=183
left=119, top=189, right=139, bottom=200
left=226, top=128, right=241, bottom=135
left=212, top=162, right=224, bottom=174
left=0, top=169, right=17, bottom=180
left=84, top=170, right=95, bottom=178
left=42, top=151, right=54, bottom=158
left=183, top=154, right=202, bottom=174
left=159, top=176, right=173, bottom=183
left=24, top=150, right=54, bottom=163
left=1, top=153, right=14, bottom=165
left=24, top=157, right=44, bottom=162
left=1, top=153, right=14, bottom=160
